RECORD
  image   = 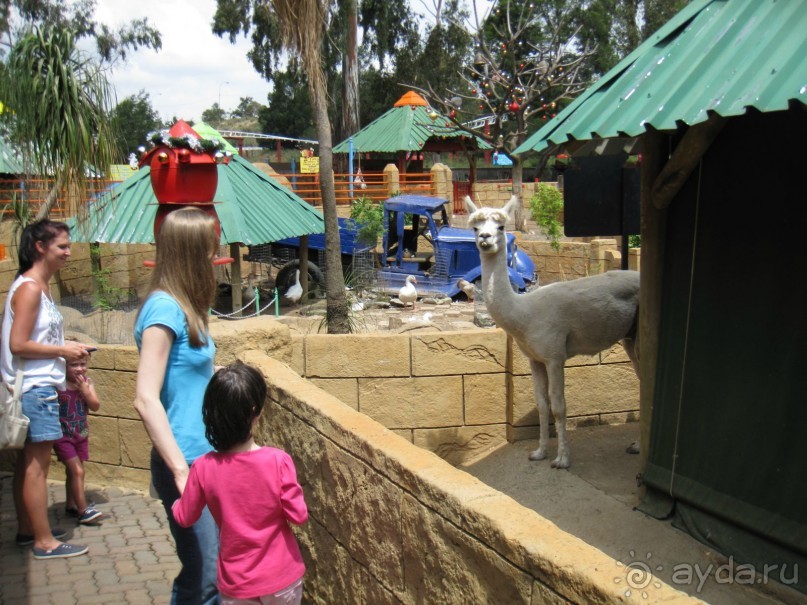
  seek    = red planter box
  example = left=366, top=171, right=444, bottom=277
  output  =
left=148, top=149, right=218, bottom=204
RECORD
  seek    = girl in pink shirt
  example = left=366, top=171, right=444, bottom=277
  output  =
left=172, top=362, right=308, bottom=605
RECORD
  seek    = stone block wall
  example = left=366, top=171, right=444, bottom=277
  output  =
left=292, top=328, right=639, bottom=467
left=244, top=352, right=689, bottom=604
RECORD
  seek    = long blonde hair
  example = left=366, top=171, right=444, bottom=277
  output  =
left=143, top=207, right=219, bottom=347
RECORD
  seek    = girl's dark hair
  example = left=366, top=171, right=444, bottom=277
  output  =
left=202, top=361, right=267, bottom=452
left=17, top=219, right=70, bottom=275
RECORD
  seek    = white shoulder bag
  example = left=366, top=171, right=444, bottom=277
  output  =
left=0, top=369, right=29, bottom=450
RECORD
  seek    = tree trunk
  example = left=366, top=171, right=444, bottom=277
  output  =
left=341, top=0, right=360, bottom=142
left=35, top=175, right=64, bottom=220
left=311, top=84, right=350, bottom=333
left=511, top=155, right=526, bottom=231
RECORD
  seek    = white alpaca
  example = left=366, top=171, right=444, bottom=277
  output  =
left=466, top=195, right=640, bottom=469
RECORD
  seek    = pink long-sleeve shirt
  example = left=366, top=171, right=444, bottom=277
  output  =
left=172, top=446, right=308, bottom=599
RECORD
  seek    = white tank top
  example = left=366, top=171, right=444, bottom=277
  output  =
left=1, top=276, right=66, bottom=392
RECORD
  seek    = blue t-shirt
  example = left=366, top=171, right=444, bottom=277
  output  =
left=134, top=292, right=215, bottom=463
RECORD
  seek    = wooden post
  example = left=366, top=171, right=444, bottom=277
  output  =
left=230, top=243, right=243, bottom=316
left=299, top=235, right=309, bottom=303
left=639, top=128, right=668, bottom=476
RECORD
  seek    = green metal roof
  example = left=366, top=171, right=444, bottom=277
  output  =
left=191, top=121, right=239, bottom=155
left=333, top=104, right=491, bottom=153
left=70, top=155, right=324, bottom=245
left=0, top=136, right=24, bottom=174
left=515, top=0, right=807, bottom=154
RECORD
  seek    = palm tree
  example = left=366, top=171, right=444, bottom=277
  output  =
left=0, top=27, right=117, bottom=219
left=272, top=0, right=350, bottom=333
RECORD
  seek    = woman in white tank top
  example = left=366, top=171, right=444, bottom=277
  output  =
left=1, top=220, right=95, bottom=559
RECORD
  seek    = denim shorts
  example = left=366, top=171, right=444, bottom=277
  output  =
left=22, top=386, right=62, bottom=442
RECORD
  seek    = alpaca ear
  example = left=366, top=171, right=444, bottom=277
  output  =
left=464, top=195, right=478, bottom=214
left=503, top=195, right=519, bottom=217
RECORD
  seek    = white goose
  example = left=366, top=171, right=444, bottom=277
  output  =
left=284, top=269, right=303, bottom=305
left=398, top=275, right=418, bottom=310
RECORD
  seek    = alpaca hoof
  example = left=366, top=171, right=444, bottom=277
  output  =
left=626, top=441, right=640, bottom=455
left=528, top=448, right=547, bottom=461
left=551, top=456, right=570, bottom=469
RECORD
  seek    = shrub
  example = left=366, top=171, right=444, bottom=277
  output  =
left=528, top=183, right=564, bottom=252
left=349, top=196, right=383, bottom=246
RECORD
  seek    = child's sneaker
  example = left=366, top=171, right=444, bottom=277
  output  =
left=66, top=501, right=95, bottom=517
left=77, top=506, right=103, bottom=525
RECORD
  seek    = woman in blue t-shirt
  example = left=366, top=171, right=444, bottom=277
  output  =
left=134, top=207, right=220, bottom=605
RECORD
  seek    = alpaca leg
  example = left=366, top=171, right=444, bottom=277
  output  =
left=622, top=337, right=640, bottom=379
left=527, top=360, right=550, bottom=461
left=545, top=359, right=570, bottom=469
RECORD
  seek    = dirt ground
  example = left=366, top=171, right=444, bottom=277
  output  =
left=461, top=423, right=806, bottom=605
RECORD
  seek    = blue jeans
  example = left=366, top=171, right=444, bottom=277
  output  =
left=151, top=449, right=220, bottom=605
left=22, top=386, right=61, bottom=442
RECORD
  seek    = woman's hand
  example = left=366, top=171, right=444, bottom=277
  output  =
left=62, top=341, right=90, bottom=363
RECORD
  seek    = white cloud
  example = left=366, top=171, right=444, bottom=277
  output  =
left=96, top=0, right=270, bottom=122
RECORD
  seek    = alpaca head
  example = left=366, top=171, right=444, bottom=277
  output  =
left=465, top=195, right=518, bottom=256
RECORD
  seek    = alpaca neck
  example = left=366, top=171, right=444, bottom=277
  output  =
left=479, top=248, right=522, bottom=331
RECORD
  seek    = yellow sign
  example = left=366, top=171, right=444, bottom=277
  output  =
left=300, top=156, right=320, bottom=174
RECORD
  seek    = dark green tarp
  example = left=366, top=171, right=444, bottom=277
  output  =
left=639, top=109, right=807, bottom=594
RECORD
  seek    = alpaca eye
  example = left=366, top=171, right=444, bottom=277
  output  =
left=473, top=227, right=479, bottom=232
left=498, top=226, right=504, bottom=231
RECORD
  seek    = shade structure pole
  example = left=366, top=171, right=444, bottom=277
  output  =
left=349, top=137, right=354, bottom=199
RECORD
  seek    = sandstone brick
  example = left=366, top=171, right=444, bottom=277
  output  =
left=119, top=418, right=152, bottom=469
left=413, top=424, right=506, bottom=466
left=114, top=346, right=141, bottom=371
left=309, top=378, right=358, bottom=409
left=565, top=364, right=639, bottom=417
left=289, top=335, right=305, bottom=375
left=210, top=316, right=292, bottom=366
left=510, top=374, right=540, bottom=427
left=313, top=441, right=405, bottom=589
left=401, top=493, right=533, bottom=604
left=93, top=368, right=137, bottom=419
left=464, top=373, right=507, bottom=425
left=412, top=330, right=506, bottom=376
left=296, top=519, right=364, bottom=602
left=306, top=333, right=411, bottom=378
left=90, top=416, right=121, bottom=465
left=359, top=376, right=463, bottom=429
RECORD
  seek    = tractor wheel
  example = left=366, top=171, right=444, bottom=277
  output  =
left=275, top=260, right=325, bottom=301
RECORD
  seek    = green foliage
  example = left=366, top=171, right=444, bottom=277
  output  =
left=1, top=27, right=118, bottom=218
left=89, top=244, right=127, bottom=311
left=528, top=183, right=564, bottom=252
left=1, top=0, right=161, bottom=63
left=628, top=235, right=641, bottom=248
left=349, top=196, right=383, bottom=245
left=3, top=195, right=34, bottom=246
left=111, top=91, right=161, bottom=161
left=258, top=62, right=315, bottom=141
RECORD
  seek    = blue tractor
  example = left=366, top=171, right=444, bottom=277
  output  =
left=268, top=195, right=536, bottom=299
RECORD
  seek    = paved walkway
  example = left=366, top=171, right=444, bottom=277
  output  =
left=0, top=473, right=180, bottom=604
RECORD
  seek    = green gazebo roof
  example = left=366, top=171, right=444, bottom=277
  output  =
left=69, top=154, right=323, bottom=245
left=333, top=91, right=491, bottom=154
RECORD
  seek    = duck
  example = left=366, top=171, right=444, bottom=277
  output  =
left=284, top=269, right=303, bottom=305
left=457, top=278, right=476, bottom=302
left=398, top=275, right=418, bottom=310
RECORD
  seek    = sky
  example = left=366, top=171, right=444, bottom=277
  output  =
left=97, top=0, right=493, bottom=126
left=96, top=0, right=271, bottom=124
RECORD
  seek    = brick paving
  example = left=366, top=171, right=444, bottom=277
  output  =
left=0, top=473, right=180, bottom=605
